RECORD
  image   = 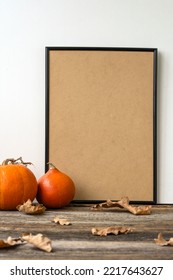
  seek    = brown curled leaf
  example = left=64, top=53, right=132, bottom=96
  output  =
left=117, top=197, right=152, bottom=215
left=52, top=216, right=71, bottom=226
left=0, top=237, right=24, bottom=249
left=154, top=233, right=173, bottom=246
left=92, top=196, right=152, bottom=215
left=16, top=199, right=46, bottom=214
left=91, top=226, right=133, bottom=236
left=22, top=233, right=52, bottom=252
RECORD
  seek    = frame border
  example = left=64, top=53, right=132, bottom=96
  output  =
left=45, top=46, right=157, bottom=204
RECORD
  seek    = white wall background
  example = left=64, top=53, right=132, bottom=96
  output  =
left=0, top=0, right=173, bottom=203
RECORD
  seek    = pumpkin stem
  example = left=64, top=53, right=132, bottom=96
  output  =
left=2, top=157, right=32, bottom=166
left=47, top=162, right=58, bottom=170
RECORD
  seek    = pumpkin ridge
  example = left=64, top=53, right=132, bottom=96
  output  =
left=17, top=165, right=27, bottom=204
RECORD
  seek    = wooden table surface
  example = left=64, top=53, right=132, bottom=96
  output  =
left=0, top=204, right=173, bottom=260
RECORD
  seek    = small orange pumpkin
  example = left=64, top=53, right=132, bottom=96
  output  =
left=36, top=163, right=75, bottom=208
left=0, top=157, right=38, bottom=210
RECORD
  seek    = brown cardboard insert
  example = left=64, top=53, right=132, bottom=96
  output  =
left=46, top=47, right=157, bottom=203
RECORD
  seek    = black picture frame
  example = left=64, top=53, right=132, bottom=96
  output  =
left=45, top=47, right=157, bottom=204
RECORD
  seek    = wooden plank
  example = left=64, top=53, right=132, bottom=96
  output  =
left=0, top=205, right=173, bottom=259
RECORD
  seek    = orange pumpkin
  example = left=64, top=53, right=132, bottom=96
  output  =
left=0, top=157, right=38, bottom=210
left=36, top=163, right=75, bottom=208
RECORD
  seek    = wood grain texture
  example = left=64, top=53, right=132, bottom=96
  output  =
left=0, top=204, right=173, bottom=260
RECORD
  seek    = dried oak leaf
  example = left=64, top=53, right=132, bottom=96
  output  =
left=52, top=216, right=71, bottom=226
left=154, top=233, right=173, bottom=246
left=91, top=226, right=133, bottom=236
left=22, top=233, right=52, bottom=252
left=0, top=237, right=24, bottom=249
left=92, top=196, right=152, bottom=215
left=16, top=199, right=46, bottom=214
